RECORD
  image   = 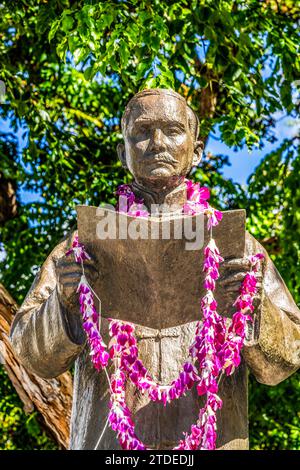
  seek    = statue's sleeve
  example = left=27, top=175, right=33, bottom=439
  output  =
left=242, top=231, right=300, bottom=385
left=9, top=229, right=86, bottom=379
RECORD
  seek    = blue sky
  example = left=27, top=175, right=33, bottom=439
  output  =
left=207, top=114, right=299, bottom=184
left=1, top=112, right=299, bottom=204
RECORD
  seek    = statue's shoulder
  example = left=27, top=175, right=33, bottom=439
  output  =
left=245, top=230, right=267, bottom=258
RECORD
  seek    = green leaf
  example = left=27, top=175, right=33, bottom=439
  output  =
left=62, top=15, right=74, bottom=33
left=48, top=18, right=60, bottom=42
left=73, top=47, right=90, bottom=64
left=56, top=38, right=68, bottom=61
left=84, top=65, right=94, bottom=80
left=119, top=39, right=130, bottom=68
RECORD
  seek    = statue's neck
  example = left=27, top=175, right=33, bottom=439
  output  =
left=131, top=180, right=187, bottom=215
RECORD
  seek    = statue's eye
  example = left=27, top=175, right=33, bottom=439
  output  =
left=137, top=126, right=148, bottom=134
left=166, top=127, right=181, bottom=136
left=135, top=125, right=149, bottom=138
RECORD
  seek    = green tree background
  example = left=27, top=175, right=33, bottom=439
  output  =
left=0, top=0, right=299, bottom=449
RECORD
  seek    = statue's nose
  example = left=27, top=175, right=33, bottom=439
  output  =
left=148, top=128, right=166, bottom=153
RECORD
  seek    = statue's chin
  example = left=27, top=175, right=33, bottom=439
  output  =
left=146, top=166, right=175, bottom=178
left=134, top=165, right=182, bottom=190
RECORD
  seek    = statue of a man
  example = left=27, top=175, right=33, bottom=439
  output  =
left=9, top=89, right=300, bottom=450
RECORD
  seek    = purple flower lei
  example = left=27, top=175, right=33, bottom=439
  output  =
left=66, top=178, right=264, bottom=450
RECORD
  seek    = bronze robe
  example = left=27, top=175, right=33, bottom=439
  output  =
left=9, top=228, right=300, bottom=450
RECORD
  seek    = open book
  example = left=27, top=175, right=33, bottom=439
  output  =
left=76, top=205, right=246, bottom=329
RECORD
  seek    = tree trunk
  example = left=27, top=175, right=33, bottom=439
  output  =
left=0, top=283, right=72, bottom=448
left=0, top=174, right=17, bottom=226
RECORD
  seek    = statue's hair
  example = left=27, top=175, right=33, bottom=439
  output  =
left=121, top=88, right=200, bottom=140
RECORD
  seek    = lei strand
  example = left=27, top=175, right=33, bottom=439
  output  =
left=66, top=178, right=264, bottom=450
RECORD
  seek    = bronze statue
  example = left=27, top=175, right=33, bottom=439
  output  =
left=9, top=89, right=300, bottom=450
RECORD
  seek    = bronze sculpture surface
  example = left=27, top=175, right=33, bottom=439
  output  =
left=10, top=89, right=300, bottom=449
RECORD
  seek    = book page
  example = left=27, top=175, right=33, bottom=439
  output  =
left=77, top=205, right=245, bottom=329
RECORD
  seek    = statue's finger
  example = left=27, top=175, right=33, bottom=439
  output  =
left=56, top=267, right=82, bottom=280
left=58, top=250, right=96, bottom=265
left=58, top=272, right=82, bottom=282
left=223, top=282, right=242, bottom=293
left=59, top=280, right=81, bottom=289
left=57, top=259, right=98, bottom=275
left=221, top=272, right=263, bottom=283
left=56, top=258, right=78, bottom=270
left=56, top=260, right=81, bottom=270
left=221, top=273, right=246, bottom=284
left=222, top=258, right=251, bottom=270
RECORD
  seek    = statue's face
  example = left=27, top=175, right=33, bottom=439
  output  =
left=120, top=94, right=200, bottom=188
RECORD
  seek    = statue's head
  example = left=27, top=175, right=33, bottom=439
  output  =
left=117, top=88, right=203, bottom=190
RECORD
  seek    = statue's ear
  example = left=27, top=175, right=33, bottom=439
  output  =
left=192, top=140, right=204, bottom=167
left=117, top=143, right=128, bottom=169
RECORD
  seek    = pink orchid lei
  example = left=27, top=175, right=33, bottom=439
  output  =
left=66, top=178, right=264, bottom=450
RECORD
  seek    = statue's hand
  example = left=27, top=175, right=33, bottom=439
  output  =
left=56, top=255, right=98, bottom=310
left=219, top=257, right=263, bottom=304
left=218, top=257, right=263, bottom=344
